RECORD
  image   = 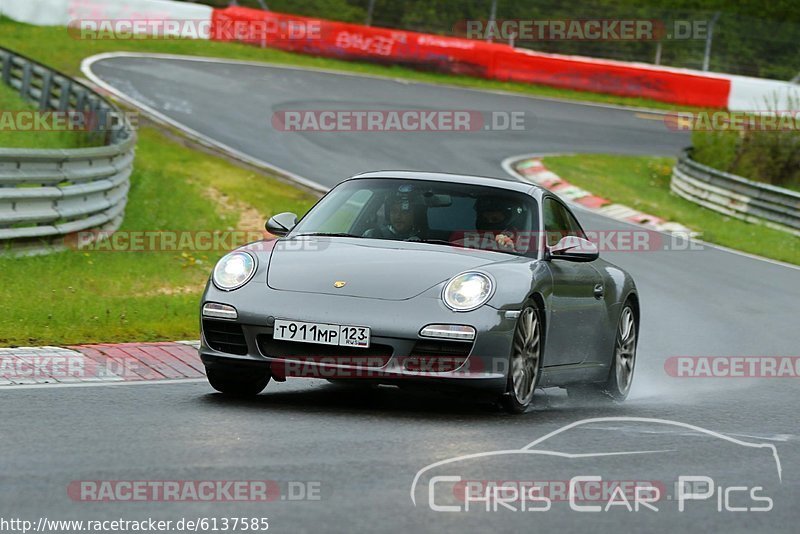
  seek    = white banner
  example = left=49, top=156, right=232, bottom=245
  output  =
left=0, top=0, right=69, bottom=25
left=67, top=0, right=212, bottom=23
left=727, top=75, right=800, bottom=112
left=0, top=0, right=212, bottom=38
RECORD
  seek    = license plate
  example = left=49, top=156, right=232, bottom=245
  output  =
left=273, top=319, right=370, bottom=348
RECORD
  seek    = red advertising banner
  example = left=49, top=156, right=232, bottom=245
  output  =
left=492, top=49, right=730, bottom=107
left=210, top=7, right=730, bottom=108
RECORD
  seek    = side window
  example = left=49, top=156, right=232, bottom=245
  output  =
left=543, top=198, right=585, bottom=246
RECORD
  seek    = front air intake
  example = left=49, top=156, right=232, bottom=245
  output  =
left=404, top=340, right=473, bottom=372
left=203, top=319, right=248, bottom=355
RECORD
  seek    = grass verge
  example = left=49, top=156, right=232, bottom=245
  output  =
left=0, top=82, right=100, bottom=148
left=0, top=18, right=704, bottom=112
left=0, top=125, right=317, bottom=347
left=542, top=154, right=800, bottom=265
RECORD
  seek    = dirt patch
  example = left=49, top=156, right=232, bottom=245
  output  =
left=146, top=284, right=206, bottom=297
left=203, top=186, right=269, bottom=234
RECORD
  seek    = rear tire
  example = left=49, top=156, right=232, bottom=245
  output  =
left=501, top=305, right=543, bottom=414
left=569, top=303, right=638, bottom=402
left=206, top=367, right=271, bottom=397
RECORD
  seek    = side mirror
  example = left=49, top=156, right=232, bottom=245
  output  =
left=266, top=212, right=298, bottom=237
left=548, top=236, right=599, bottom=262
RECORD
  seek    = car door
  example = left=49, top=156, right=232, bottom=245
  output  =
left=542, top=197, right=605, bottom=366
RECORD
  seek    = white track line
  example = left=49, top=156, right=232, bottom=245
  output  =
left=81, top=52, right=329, bottom=194
left=0, top=378, right=207, bottom=391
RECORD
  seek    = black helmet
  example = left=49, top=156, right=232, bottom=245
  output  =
left=388, top=193, right=414, bottom=213
left=475, top=196, right=522, bottom=230
left=386, top=184, right=423, bottom=217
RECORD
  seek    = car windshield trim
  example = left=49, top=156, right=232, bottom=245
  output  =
left=290, top=178, right=539, bottom=257
left=293, top=235, right=521, bottom=256
left=293, top=232, right=363, bottom=238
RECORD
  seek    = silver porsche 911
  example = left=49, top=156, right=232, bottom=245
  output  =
left=199, top=171, right=639, bottom=413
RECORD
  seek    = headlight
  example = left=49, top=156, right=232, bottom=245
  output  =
left=443, top=272, right=494, bottom=312
left=213, top=251, right=256, bottom=291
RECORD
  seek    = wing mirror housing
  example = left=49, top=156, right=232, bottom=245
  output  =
left=547, top=236, right=599, bottom=262
left=266, top=212, right=298, bottom=237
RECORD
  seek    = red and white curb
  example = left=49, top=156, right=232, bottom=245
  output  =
left=0, top=341, right=204, bottom=388
left=506, top=155, right=696, bottom=236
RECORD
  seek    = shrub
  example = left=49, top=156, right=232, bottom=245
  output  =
left=691, top=101, right=800, bottom=192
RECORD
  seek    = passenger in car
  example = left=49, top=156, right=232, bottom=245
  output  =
left=474, top=197, right=524, bottom=252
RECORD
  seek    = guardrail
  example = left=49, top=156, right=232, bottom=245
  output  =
left=671, top=149, right=800, bottom=236
left=0, top=46, right=136, bottom=255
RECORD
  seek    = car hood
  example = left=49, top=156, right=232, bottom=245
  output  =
left=266, top=237, right=507, bottom=300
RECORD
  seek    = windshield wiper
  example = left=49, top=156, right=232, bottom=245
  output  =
left=419, top=238, right=524, bottom=255
left=294, top=232, right=362, bottom=238
left=418, top=238, right=455, bottom=246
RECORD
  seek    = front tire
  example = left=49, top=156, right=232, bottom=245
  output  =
left=206, top=367, right=271, bottom=397
left=501, top=305, right=543, bottom=414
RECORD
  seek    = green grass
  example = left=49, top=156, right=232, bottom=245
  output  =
left=0, top=126, right=317, bottom=347
left=542, top=154, right=800, bottom=265
left=0, top=83, right=101, bottom=148
left=0, top=18, right=706, bottom=112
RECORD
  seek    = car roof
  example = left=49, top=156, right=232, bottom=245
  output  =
left=345, top=170, right=541, bottom=196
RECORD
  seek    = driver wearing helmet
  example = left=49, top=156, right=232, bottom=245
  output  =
left=363, top=193, right=422, bottom=241
left=475, top=196, right=522, bottom=252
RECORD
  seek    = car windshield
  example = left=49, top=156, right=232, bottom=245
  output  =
left=290, top=178, right=539, bottom=256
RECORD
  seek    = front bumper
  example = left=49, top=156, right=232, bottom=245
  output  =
left=199, top=280, right=515, bottom=393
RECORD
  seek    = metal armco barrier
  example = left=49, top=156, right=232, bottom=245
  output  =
left=671, top=149, right=800, bottom=236
left=0, top=46, right=136, bottom=255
